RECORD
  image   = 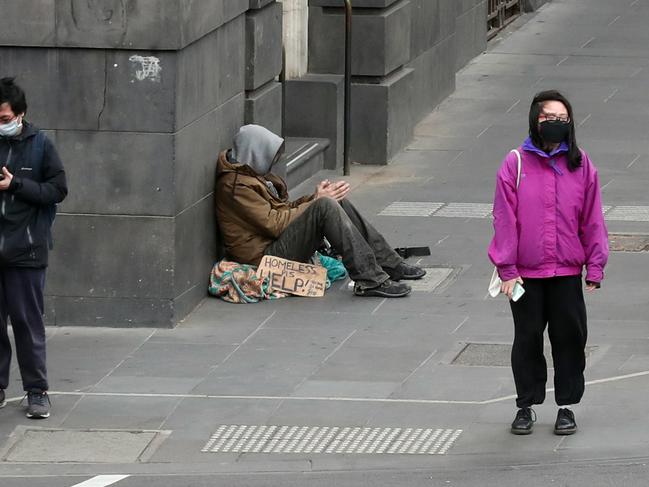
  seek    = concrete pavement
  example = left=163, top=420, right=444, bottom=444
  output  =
left=3, top=0, right=649, bottom=485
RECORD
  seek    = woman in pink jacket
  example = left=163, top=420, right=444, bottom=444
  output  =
left=489, top=90, right=608, bottom=436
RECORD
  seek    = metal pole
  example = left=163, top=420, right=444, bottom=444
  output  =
left=280, top=46, right=286, bottom=138
left=343, top=0, right=352, bottom=176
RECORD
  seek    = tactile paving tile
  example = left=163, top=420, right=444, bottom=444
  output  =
left=202, top=425, right=463, bottom=455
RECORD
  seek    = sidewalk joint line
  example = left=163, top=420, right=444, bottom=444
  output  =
left=578, top=113, right=591, bottom=127
left=88, top=329, right=156, bottom=392
left=604, top=88, right=619, bottom=103
left=216, top=311, right=277, bottom=367
left=556, top=56, right=569, bottom=66
left=371, top=299, right=387, bottom=316
left=505, top=99, right=520, bottom=113
left=320, top=330, right=358, bottom=366
left=580, top=37, right=596, bottom=49
left=607, top=15, right=621, bottom=27
left=277, top=329, right=360, bottom=417
left=627, top=154, right=641, bottom=168
left=618, top=354, right=636, bottom=371
left=399, top=349, right=438, bottom=386
left=601, top=178, right=615, bottom=191
left=449, top=151, right=464, bottom=166
left=434, top=235, right=450, bottom=247
left=476, top=124, right=493, bottom=139
left=450, top=316, right=470, bottom=335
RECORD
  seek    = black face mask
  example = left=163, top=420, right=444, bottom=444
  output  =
left=539, top=120, right=570, bottom=144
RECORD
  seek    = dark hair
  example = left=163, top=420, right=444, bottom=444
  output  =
left=0, top=77, right=27, bottom=115
left=528, top=90, right=581, bottom=171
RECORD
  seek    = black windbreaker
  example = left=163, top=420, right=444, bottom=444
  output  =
left=0, top=122, right=68, bottom=268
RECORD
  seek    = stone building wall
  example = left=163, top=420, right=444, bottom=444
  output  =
left=0, top=1, right=283, bottom=327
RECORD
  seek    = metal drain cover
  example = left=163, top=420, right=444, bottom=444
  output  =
left=202, top=424, right=462, bottom=455
left=2, top=428, right=165, bottom=463
left=609, top=234, right=649, bottom=252
left=452, top=343, right=597, bottom=367
left=410, top=267, right=454, bottom=292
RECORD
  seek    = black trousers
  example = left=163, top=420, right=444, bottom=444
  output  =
left=266, top=198, right=402, bottom=289
left=509, top=276, right=587, bottom=408
left=0, top=267, right=48, bottom=392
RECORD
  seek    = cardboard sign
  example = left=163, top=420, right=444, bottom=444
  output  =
left=257, top=255, right=327, bottom=297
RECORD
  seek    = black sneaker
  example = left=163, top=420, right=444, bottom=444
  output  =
left=384, top=262, right=427, bottom=281
left=0, top=389, right=5, bottom=409
left=511, top=407, right=536, bottom=435
left=26, top=391, right=50, bottom=419
left=554, top=408, right=577, bottom=435
left=354, top=279, right=411, bottom=298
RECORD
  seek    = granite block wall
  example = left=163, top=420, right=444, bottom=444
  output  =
left=285, top=0, right=540, bottom=166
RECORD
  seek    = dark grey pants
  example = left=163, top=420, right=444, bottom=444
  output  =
left=0, top=267, right=48, bottom=392
left=266, top=198, right=402, bottom=289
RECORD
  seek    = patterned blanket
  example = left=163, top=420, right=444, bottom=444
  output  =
left=208, top=260, right=288, bottom=304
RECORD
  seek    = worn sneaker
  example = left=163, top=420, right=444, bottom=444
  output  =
left=554, top=408, right=577, bottom=435
left=511, top=407, right=536, bottom=435
left=26, top=391, right=50, bottom=419
left=0, top=389, right=6, bottom=409
left=354, top=279, right=411, bottom=298
left=384, top=262, right=427, bottom=281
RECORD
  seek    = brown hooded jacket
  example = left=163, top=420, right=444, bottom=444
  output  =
left=214, top=151, right=315, bottom=265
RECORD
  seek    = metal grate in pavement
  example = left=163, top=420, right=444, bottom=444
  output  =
left=2, top=428, right=164, bottom=463
left=201, top=425, right=462, bottom=455
left=605, top=206, right=649, bottom=222
left=378, top=202, right=444, bottom=217
left=434, top=203, right=494, bottom=219
left=609, top=233, right=649, bottom=252
left=409, top=267, right=454, bottom=292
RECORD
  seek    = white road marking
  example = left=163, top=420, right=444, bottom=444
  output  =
left=29, top=368, right=649, bottom=406
left=71, top=476, right=130, bottom=487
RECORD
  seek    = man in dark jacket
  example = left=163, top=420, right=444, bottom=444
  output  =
left=0, top=78, right=68, bottom=418
left=215, top=125, right=425, bottom=298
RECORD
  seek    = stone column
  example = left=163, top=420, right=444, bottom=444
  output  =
left=245, top=0, right=284, bottom=135
left=282, top=0, right=310, bottom=79
left=0, top=1, right=284, bottom=327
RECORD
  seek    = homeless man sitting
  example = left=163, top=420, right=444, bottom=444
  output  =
left=215, top=125, right=426, bottom=298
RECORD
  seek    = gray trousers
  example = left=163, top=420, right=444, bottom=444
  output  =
left=266, top=198, right=402, bottom=289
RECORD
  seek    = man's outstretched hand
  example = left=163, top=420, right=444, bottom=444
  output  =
left=315, top=180, right=351, bottom=201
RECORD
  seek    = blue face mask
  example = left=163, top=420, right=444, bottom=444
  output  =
left=0, top=117, right=22, bottom=138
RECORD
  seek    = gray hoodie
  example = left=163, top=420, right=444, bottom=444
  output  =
left=231, top=125, right=284, bottom=176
